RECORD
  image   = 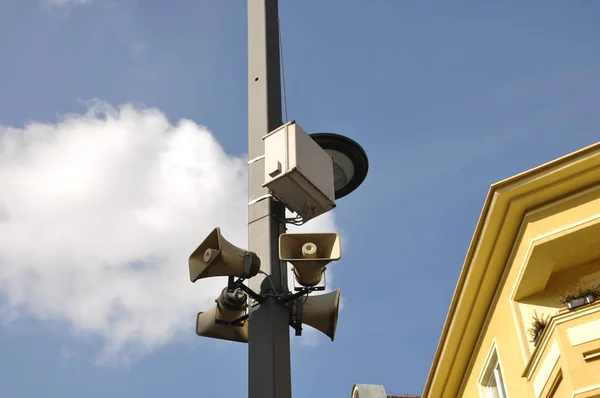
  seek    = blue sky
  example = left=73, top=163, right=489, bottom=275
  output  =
left=0, top=1, right=599, bottom=397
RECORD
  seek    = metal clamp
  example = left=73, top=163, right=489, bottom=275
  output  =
left=215, top=313, right=250, bottom=327
left=228, top=274, right=263, bottom=304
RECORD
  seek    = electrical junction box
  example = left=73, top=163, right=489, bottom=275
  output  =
left=262, top=121, right=336, bottom=221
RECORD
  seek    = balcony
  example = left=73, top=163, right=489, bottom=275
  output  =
left=523, top=301, right=600, bottom=398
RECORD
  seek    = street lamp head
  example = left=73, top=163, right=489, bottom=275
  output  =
left=309, top=133, right=369, bottom=199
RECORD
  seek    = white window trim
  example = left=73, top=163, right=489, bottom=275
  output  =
left=478, top=341, right=508, bottom=398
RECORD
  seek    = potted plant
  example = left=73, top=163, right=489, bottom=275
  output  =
left=528, top=311, right=550, bottom=347
left=560, top=283, right=600, bottom=311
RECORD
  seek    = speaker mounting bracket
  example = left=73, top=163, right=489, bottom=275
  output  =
left=292, top=269, right=327, bottom=293
left=215, top=313, right=249, bottom=327
left=289, top=297, right=304, bottom=336
left=281, top=286, right=321, bottom=303
left=227, top=276, right=263, bottom=303
left=241, top=252, right=254, bottom=279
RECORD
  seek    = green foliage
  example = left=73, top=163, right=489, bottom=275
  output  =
left=527, top=311, right=550, bottom=343
left=560, top=282, right=600, bottom=304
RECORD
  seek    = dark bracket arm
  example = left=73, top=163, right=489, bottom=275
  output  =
left=215, top=313, right=250, bottom=327
left=289, top=297, right=304, bottom=336
left=228, top=276, right=263, bottom=303
left=282, top=286, right=320, bottom=303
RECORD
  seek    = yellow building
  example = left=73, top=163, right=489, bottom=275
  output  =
left=422, top=143, right=600, bottom=398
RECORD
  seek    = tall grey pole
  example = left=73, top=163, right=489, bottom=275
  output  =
left=247, top=1, right=292, bottom=398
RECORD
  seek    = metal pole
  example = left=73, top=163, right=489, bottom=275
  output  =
left=247, top=1, right=292, bottom=398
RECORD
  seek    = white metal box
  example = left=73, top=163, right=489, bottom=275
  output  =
left=262, top=121, right=336, bottom=221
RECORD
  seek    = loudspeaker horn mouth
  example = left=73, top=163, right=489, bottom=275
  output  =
left=204, top=248, right=220, bottom=263
left=301, top=242, right=318, bottom=258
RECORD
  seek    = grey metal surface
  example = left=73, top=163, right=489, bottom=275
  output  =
left=247, top=1, right=291, bottom=398
left=351, top=384, right=389, bottom=398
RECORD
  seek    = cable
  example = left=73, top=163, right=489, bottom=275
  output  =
left=278, top=17, right=289, bottom=123
left=301, top=292, right=310, bottom=306
left=258, top=270, right=285, bottom=297
left=285, top=218, right=306, bottom=226
left=283, top=214, right=306, bottom=226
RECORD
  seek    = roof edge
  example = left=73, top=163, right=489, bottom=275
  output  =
left=422, top=142, right=600, bottom=397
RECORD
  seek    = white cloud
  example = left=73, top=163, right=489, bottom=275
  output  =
left=0, top=101, right=337, bottom=363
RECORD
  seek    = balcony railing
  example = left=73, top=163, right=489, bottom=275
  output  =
left=522, top=301, right=600, bottom=397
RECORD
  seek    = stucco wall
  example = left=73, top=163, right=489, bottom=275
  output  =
left=458, top=186, right=600, bottom=397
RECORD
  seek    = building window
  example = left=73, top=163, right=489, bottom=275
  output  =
left=480, top=349, right=508, bottom=398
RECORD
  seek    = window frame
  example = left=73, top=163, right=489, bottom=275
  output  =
left=478, top=342, right=508, bottom=398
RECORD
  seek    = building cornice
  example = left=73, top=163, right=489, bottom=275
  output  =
left=422, top=142, right=600, bottom=398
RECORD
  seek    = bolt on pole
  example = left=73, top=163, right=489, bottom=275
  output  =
left=247, top=0, right=293, bottom=398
